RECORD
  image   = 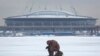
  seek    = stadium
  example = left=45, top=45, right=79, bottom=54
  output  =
left=0, top=10, right=99, bottom=36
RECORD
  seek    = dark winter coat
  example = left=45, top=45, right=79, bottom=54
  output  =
left=55, top=51, right=63, bottom=56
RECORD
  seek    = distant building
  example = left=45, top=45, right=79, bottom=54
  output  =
left=1, top=11, right=98, bottom=36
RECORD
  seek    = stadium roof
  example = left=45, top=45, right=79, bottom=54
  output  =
left=6, top=11, right=95, bottom=19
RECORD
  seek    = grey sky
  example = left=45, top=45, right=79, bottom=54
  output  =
left=0, top=0, right=100, bottom=25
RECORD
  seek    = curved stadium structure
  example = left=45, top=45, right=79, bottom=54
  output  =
left=3, top=11, right=97, bottom=36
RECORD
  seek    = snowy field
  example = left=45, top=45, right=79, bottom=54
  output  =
left=0, top=36, right=100, bottom=56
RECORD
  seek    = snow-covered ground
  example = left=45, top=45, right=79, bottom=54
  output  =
left=0, top=36, right=100, bottom=56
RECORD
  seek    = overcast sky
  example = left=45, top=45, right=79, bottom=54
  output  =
left=0, top=0, right=100, bottom=25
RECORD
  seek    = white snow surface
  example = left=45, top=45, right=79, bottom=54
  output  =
left=0, top=36, right=100, bottom=56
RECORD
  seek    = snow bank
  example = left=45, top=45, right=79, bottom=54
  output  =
left=0, top=36, right=100, bottom=56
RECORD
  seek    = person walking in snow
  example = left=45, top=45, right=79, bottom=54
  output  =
left=46, top=40, right=60, bottom=56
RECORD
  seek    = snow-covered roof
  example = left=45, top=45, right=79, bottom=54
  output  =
left=6, top=11, right=95, bottom=19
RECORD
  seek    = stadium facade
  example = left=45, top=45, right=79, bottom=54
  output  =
left=0, top=11, right=99, bottom=36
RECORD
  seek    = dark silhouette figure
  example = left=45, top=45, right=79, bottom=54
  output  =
left=46, top=40, right=60, bottom=56
left=55, top=51, right=63, bottom=56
